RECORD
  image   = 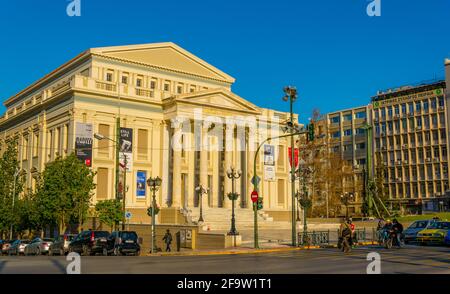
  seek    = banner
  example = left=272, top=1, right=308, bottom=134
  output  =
left=288, top=147, right=299, bottom=169
left=263, top=145, right=275, bottom=166
left=119, top=127, right=133, bottom=172
left=136, top=171, right=147, bottom=198
left=75, top=122, right=93, bottom=167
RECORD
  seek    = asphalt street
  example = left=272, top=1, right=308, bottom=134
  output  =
left=0, top=245, right=449, bottom=274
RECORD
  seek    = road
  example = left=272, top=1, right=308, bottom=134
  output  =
left=0, top=245, right=449, bottom=274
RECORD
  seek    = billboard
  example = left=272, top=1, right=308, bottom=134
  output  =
left=119, top=127, right=133, bottom=172
left=75, top=122, right=93, bottom=167
left=136, top=171, right=147, bottom=198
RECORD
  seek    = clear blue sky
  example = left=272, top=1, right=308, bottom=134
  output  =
left=1, top=0, right=449, bottom=123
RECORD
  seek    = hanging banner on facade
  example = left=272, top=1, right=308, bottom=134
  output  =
left=119, top=127, right=133, bottom=172
left=264, top=165, right=276, bottom=181
left=263, top=145, right=275, bottom=166
left=75, top=122, right=93, bottom=167
left=288, top=147, right=299, bottom=169
left=136, top=171, right=147, bottom=198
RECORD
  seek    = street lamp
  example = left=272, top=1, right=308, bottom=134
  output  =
left=282, top=86, right=298, bottom=247
left=226, top=167, right=241, bottom=236
left=9, top=167, right=22, bottom=240
left=340, top=192, right=355, bottom=219
left=147, top=176, right=162, bottom=254
left=94, top=133, right=128, bottom=230
left=298, top=166, right=312, bottom=245
left=195, top=185, right=208, bottom=223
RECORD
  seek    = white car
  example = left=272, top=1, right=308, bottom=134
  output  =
left=24, top=237, right=54, bottom=256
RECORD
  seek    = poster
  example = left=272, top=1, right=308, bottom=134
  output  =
left=120, top=127, right=133, bottom=172
left=263, top=145, right=275, bottom=166
left=75, top=122, right=93, bottom=167
left=264, top=165, right=276, bottom=181
left=136, top=171, right=147, bottom=198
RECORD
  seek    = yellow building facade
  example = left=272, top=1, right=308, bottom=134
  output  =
left=0, top=43, right=298, bottom=224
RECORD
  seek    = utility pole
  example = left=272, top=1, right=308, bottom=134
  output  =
left=122, top=154, right=128, bottom=230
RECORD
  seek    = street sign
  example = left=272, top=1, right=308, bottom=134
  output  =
left=251, top=175, right=261, bottom=186
left=251, top=191, right=259, bottom=203
left=125, top=211, right=132, bottom=219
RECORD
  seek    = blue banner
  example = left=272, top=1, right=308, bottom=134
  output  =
left=136, top=171, right=146, bottom=198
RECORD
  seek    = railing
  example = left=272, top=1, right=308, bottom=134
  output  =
left=297, top=230, right=330, bottom=246
left=95, top=81, right=117, bottom=92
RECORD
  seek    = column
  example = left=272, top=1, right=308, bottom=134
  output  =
left=200, top=122, right=209, bottom=208
left=171, top=119, right=182, bottom=207
left=247, top=128, right=255, bottom=210
left=223, top=124, right=234, bottom=208
left=161, top=120, right=170, bottom=207
left=188, top=120, right=196, bottom=208
left=212, top=135, right=219, bottom=208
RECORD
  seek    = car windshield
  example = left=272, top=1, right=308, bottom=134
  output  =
left=412, top=221, right=429, bottom=229
left=21, top=240, right=31, bottom=244
left=120, top=232, right=138, bottom=241
left=65, top=235, right=75, bottom=241
left=427, top=222, right=450, bottom=229
left=43, top=238, right=54, bottom=242
left=94, top=231, right=110, bottom=238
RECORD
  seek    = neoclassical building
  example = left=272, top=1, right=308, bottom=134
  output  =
left=0, top=43, right=298, bottom=224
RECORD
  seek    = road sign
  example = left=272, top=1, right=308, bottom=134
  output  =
left=125, top=211, right=132, bottom=219
left=251, top=191, right=259, bottom=203
left=251, top=175, right=261, bottom=186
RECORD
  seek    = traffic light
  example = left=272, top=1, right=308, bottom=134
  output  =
left=257, top=198, right=263, bottom=210
left=307, top=123, right=315, bottom=142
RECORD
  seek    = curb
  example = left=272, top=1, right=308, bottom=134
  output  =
left=144, top=246, right=322, bottom=257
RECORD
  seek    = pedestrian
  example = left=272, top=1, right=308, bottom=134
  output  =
left=162, top=229, right=173, bottom=252
left=392, top=219, right=404, bottom=248
left=339, top=218, right=352, bottom=253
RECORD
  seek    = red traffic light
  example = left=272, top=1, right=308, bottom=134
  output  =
left=251, top=191, right=258, bottom=203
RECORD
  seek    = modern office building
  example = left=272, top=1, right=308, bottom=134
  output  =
left=0, top=42, right=298, bottom=225
left=371, top=79, right=448, bottom=213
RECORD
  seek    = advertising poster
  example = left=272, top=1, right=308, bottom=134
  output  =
left=120, top=127, right=133, bottom=172
left=264, top=165, right=276, bottom=182
left=75, top=122, right=93, bottom=167
left=136, top=171, right=147, bottom=198
left=263, top=145, right=275, bottom=166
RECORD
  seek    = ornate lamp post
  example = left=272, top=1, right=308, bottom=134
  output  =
left=226, top=167, right=241, bottom=236
left=147, top=176, right=162, bottom=254
left=195, top=184, right=208, bottom=223
left=340, top=192, right=355, bottom=219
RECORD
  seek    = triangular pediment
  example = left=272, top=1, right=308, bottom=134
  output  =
left=171, top=88, right=261, bottom=114
left=90, top=42, right=235, bottom=83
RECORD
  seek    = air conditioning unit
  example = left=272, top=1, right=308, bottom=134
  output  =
left=426, top=158, right=432, bottom=162
left=396, top=177, right=402, bottom=182
left=397, top=160, right=402, bottom=165
left=403, top=160, right=408, bottom=164
left=416, top=126, right=422, bottom=130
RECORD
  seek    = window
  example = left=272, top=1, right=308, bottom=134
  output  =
left=381, top=108, right=386, bottom=118
left=356, top=142, right=365, bottom=150
left=387, top=107, right=393, bottom=118
left=438, top=97, right=444, bottom=107
left=136, top=78, right=143, bottom=87
left=98, top=124, right=110, bottom=157
left=332, top=131, right=340, bottom=138
left=138, top=129, right=148, bottom=160
left=355, top=128, right=365, bottom=135
left=401, top=104, right=406, bottom=114
left=190, top=86, right=196, bottom=93
left=96, top=168, right=108, bottom=200
left=416, top=101, right=421, bottom=112
left=33, top=133, right=39, bottom=157
left=150, top=80, right=156, bottom=89
left=23, top=135, right=29, bottom=160
left=408, top=103, right=414, bottom=114
left=106, top=72, right=113, bottom=82
left=394, top=105, right=399, bottom=115
left=177, top=85, right=183, bottom=94
left=431, top=98, right=437, bottom=109
left=343, top=114, right=352, bottom=121
left=343, top=144, right=352, bottom=151
left=164, top=82, right=170, bottom=92
left=355, top=111, right=366, bottom=119
left=121, top=75, right=128, bottom=84
left=330, top=116, right=340, bottom=124
left=423, top=100, right=429, bottom=111
left=344, top=129, right=352, bottom=136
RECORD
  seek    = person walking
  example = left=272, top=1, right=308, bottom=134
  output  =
left=339, top=218, right=352, bottom=253
left=162, top=229, right=173, bottom=252
left=392, top=219, right=404, bottom=248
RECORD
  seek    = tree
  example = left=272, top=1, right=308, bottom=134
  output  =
left=95, top=199, right=122, bottom=231
left=35, top=153, right=96, bottom=234
left=0, top=140, right=24, bottom=238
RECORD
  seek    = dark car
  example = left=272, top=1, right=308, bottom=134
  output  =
left=49, top=234, right=76, bottom=256
left=68, top=230, right=110, bottom=256
left=106, top=231, right=141, bottom=256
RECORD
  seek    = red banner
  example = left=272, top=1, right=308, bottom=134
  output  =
left=288, top=147, right=299, bottom=168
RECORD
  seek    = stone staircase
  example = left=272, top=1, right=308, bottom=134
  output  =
left=185, top=207, right=292, bottom=231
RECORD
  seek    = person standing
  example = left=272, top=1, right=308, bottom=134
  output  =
left=339, top=219, right=352, bottom=253
left=392, top=219, right=404, bottom=248
left=162, top=229, right=173, bottom=252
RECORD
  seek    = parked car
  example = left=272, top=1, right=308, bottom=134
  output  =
left=8, top=239, right=31, bottom=255
left=1, top=240, right=15, bottom=255
left=49, top=234, right=76, bottom=256
left=106, top=231, right=141, bottom=256
left=403, top=220, right=433, bottom=243
left=24, top=237, right=54, bottom=255
left=0, top=240, right=5, bottom=253
left=68, top=230, right=110, bottom=256
left=416, top=221, right=450, bottom=245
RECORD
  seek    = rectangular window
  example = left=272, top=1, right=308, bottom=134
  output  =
left=416, top=102, right=421, bottom=112
left=177, top=84, right=183, bottom=94
left=277, top=179, right=285, bottom=205
left=343, top=114, right=352, bottom=121
left=150, top=80, right=156, bottom=89
left=355, top=111, right=366, bottom=119
left=136, top=77, right=143, bottom=87
left=121, top=75, right=128, bottom=84
left=138, top=129, right=148, bottom=160
left=164, top=82, right=170, bottom=92
left=332, top=131, right=340, bottom=138
left=330, top=116, right=340, bottom=124
left=344, top=129, right=352, bottom=136
left=96, top=168, right=109, bottom=200
left=190, top=86, right=196, bottom=93
left=106, top=72, right=113, bottom=82
left=23, top=135, right=29, bottom=160
left=33, top=133, right=39, bottom=157
left=98, top=124, right=110, bottom=157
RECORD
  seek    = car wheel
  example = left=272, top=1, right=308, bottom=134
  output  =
left=102, top=247, right=108, bottom=256
left=135, top=250, right=140, bottom=257
left=36, top=248, right=41, bottom=256
left=82, top=245, right=90, bottom=256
